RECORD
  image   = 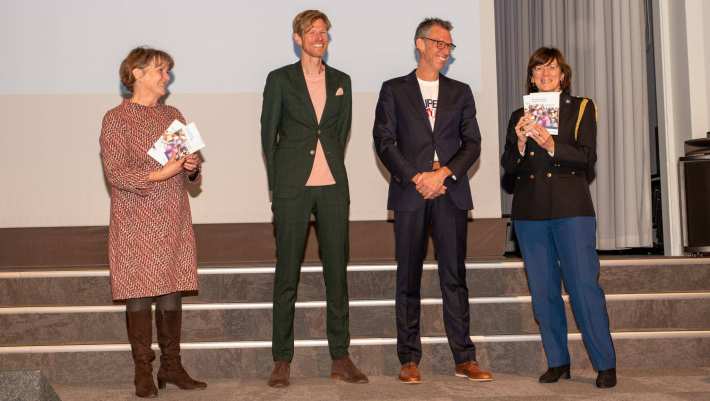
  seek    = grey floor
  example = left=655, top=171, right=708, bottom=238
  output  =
left=53, top=368, right=710, bottom=401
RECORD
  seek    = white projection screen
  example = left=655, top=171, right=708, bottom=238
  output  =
left=0, top=0, right=501, bottom=227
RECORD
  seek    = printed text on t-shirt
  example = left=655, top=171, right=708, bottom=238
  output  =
left=424, top=98, right=438, bottom=119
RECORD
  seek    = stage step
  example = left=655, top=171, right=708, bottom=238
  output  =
left=1, top=332, right=709, bottom=384
left=2, top=259, right=710, bottom=306
left=1, top=257, right=709, bottom=384
left=1, top=294, right=709, bottom=346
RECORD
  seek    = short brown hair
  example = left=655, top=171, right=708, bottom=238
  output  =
left=526, top=47, right=572, bottom=94
left=292, top=10, right=331, bottom=37
left=119, top=46, right=174, bottom=92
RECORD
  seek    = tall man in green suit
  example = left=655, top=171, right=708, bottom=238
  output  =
left=261, top=9, right=368, bottom=388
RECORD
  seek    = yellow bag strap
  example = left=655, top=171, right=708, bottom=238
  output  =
left=574, top=98, right=589, bottom=141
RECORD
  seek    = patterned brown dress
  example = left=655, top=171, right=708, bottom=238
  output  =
left=100, top=99, right=199, bottom=300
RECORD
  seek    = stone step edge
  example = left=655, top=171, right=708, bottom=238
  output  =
left=2, top=330, right=710, bottom=354
left=2, top=292, right=710, bottom=314
left=2, top=257, right=709, bottom=279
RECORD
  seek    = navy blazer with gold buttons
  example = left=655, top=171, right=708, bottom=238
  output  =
left=501, top=92, right=597, bottom=220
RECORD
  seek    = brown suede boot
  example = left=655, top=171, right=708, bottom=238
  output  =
left=331, top=356, right=369, bottom=383
left=268, top=361, right=290, bottom=388
left=126, top=310, right=158, bottom=398
left=155, top=309, right=207, bottom=390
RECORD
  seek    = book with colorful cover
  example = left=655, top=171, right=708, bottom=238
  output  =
left=523, top=92, right=560, bottom=135
left=148, top=120, right=205, bottom=165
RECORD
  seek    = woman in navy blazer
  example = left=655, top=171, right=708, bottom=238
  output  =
left=501, top=47, right=617, bottom=388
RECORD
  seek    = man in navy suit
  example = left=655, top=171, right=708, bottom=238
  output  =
left=373, top=17, right=493, bottom=384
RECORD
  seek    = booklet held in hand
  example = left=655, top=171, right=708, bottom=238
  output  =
left=148, top=120, right=205, bottom=165
left=523, top=92, right=560, bottom=135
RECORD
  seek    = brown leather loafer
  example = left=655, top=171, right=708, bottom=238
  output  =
left=331, top=356, right=369, bottom=383
left=267, top=361, right=290, bottom=388
left=398, top=362, right=422, bottom=384
left=455, top=361, right=494, bottom=382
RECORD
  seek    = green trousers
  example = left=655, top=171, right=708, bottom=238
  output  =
left=271, top=186, right=350, bottom=361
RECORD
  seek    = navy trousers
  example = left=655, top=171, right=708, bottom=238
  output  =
left=513, top=216, right=616, bottom=371
left=394, top=194, right=476, bottom=365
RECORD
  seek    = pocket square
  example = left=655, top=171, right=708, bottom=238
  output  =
left=335, top=87, right=344, bottom=96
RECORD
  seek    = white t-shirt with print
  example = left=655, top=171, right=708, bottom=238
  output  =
left=418, top=78, right=439, bottom=162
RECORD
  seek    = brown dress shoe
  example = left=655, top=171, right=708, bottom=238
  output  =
left=398, top=362, right=422, bottom=384
left=331, top=356, right=369, bottom=383
left=268, top=361, right=290, bottom=388
left=455, top=361, right=494, bottom=382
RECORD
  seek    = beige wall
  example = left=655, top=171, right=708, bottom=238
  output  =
left=653, top=0, right=710, bottom=255
left=0, top=1, right=501, bottom=228
left=0, top=90, right=502, bottom=227
left=686, top=0, right=710, bottom=139
left=706, top=0, right=710, bottom=127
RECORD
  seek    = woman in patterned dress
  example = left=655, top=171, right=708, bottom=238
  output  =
left=99, top=47, right=206, bottom=397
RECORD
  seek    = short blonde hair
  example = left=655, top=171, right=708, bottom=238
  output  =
left=119, top=46, right=174, bottom=92
left=292, top=10, right=331, bottom=37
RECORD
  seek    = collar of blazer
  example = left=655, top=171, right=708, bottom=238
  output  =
left=403, top=69, right=453, bottom=135
left=287, top=61, right=340, bottom=127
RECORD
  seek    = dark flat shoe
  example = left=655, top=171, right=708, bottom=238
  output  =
left=596, top=368, right=617, bottom=388
left=539, top=364, right=571, bottom=383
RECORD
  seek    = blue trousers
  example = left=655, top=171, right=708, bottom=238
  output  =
left=513, top=216, right=616, bottom=371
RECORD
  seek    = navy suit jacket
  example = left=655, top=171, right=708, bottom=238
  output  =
left=373, top=71, right=482, bottom=211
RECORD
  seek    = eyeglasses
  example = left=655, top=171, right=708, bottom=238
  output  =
left=421, top=37, right=456, bottom=51
left=533, top=63, right=560, bottom=73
